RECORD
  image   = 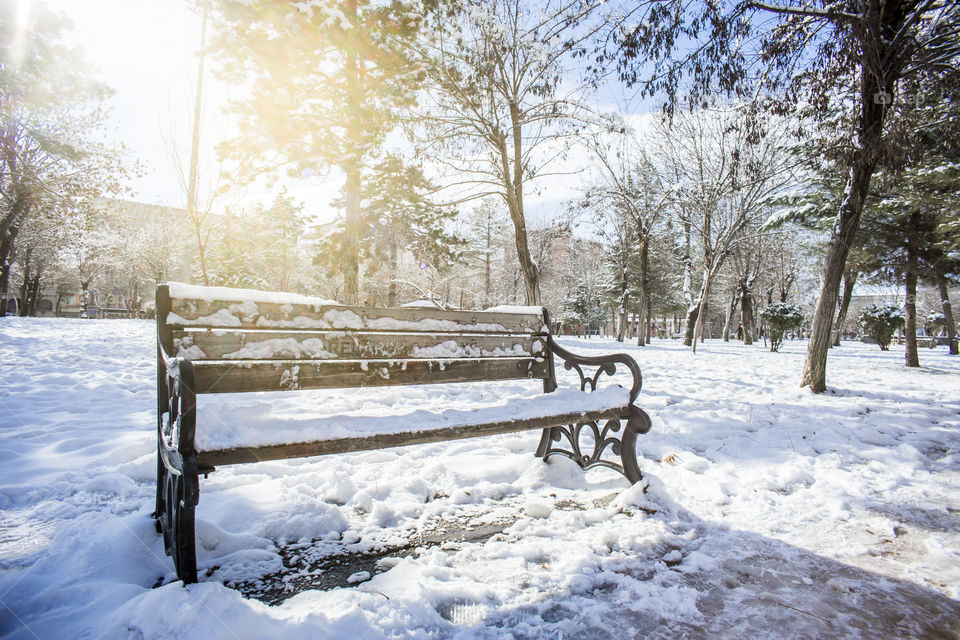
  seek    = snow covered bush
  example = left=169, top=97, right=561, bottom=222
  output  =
left=857, top=303, right=905, bottom=350
left=759, top=302, right=804, bottom=352
left=558, top=284, right=607, bottom=336
left=926, top=311, right=945, bottom=337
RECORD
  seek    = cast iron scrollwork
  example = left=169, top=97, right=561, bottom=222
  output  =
left=546, top=335, right=642, bottom=403
left=536, top=334, right=650, bottom=484
left=542, top=418, right=625, bottom=472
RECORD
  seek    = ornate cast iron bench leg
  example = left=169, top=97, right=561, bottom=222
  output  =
left=535, top=336, right=651, bottom=484
left=159, top=457, right=198, bottom=584
left=535, top=406, right=650, bottom=484
left=155, top=351, right=200, bottom=584
left=153, top=345, right=166, bottom=534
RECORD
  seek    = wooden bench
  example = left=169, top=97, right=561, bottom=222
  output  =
left=153, top=283, right=651, bottom=583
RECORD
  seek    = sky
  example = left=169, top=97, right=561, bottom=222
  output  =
left=46, top=0, right=344, bottom=220
left=49, top=0, right=210, bottom=205
left=42, top=0, right=648, bottom=227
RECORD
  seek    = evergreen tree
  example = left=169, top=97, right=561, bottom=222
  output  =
left=858, top=303, right=906, bottom=351
left=207, top=193, right=306, bottom=292
left=759, top=302, right=804, bottom=352
left=463, top=200, right=511, bottom=309
left=212, top=0, right=425, bottom=304
left=318, top=156, right=463, bottom=307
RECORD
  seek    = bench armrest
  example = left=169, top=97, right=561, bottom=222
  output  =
left=545, top=335, right=642, bottom=404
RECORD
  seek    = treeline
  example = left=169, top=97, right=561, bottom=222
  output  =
left=0, top=3, right=129, bottom=316
left=3, top=1, right=958, bottom=392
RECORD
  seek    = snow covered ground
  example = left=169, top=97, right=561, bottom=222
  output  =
left=1, top=317, right=958, bottom=639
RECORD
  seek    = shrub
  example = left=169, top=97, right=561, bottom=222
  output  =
left=759, top=302, right=804, bottom=352
left=857, top=303, right=905, bottom=350
left=926, top=311, right=945, bottom=337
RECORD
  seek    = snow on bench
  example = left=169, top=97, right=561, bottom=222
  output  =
left=193, top=384, right=632, bottom=461
left=152, top=283, right=651, bottom=584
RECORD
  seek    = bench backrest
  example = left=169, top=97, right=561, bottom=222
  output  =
left=157, top=283, right=554, bottom=394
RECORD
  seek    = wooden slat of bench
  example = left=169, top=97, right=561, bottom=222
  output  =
left=172, top=330, right=546, bottom=361
left=167, top=298, right=545, bottom=334
left=196, top=406, right=630, bottom=467
left=192, top=357, right=551, bottom=394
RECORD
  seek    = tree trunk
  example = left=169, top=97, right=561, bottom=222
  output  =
left=483, top=220, right=492, bottom=308
left=0, top=260, right=9, bottom=317
left=636, top=301, right=646, bottom=346
left=187, top=9, right=210, bottom=287
left=646, top=294, right=653, bottom=344
left=387, top=242, right=398, bottom=308
left=616, top=297, right=628, bottom=342
left=499, top=98, right=540, bottom=305
left=18, top=254, right=30, bottom=317
left=682, top=302, right=699, bottom=347
left=506, top=206, right=540, bottom=305
left=636, top=237, right=649, bottom=346
left=616, top=265, right=628, bottom=342
left=722, top=290, right=738, bottom=342
left=937, top=274, right=958, bottom=355
left=691, top=269, right=713, bottom=353
left=80, top=279, right=91, bottom=314
left=341, top=0, right=363, bottom=306
left=832, top=268, right=858, bottom=347
left=739, top=280, right=755, bottom=345
left=741, top=297, right=754, bottom=345
left=0, top=193, right=28, bottom=318
left=27, top=273, right=40, bottom=316
left=679, top=218, right=694, bottom=344
left=903, top=215, right=920, bottom=366
left=801, top=81, right=891, bottom=390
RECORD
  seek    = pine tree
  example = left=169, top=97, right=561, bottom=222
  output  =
left=212, top=0, right=425, bottom=304
left=318, top=155, right=463, bottom=307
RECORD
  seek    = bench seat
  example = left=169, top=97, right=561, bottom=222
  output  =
left=192, top=382, right=631, bottom=465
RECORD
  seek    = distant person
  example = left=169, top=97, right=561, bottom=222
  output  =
left=736, top=323, right=743, bottom=340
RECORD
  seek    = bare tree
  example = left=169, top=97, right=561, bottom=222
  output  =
left=162, top=8, right=237, bottom=287
left=604, top=0, right=960, bottom=390
left=652, top=107, right=795, bottom=352
left=578, top=118, right=672, bottom=344
left=415, top=0, right=603, bottom=305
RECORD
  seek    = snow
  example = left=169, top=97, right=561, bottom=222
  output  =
left=483, top=305, right=544, bottom=315
left=169, top=304, right=539, bottom=334
left=346, top=571, right=371, bottom=584
left=408, top=339, right=536, bottom=359
left=167, top=281, right=340, bottom=308
left=401, top=299, right=443, bottom=309
left=218, top=337, right=336, bottom=360
left=193, top=383, right=629, bottom=452
left=1, top=318, right=959, bottom=639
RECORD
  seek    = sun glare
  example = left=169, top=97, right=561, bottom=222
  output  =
left=11, top=0, right=33, bottom=68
